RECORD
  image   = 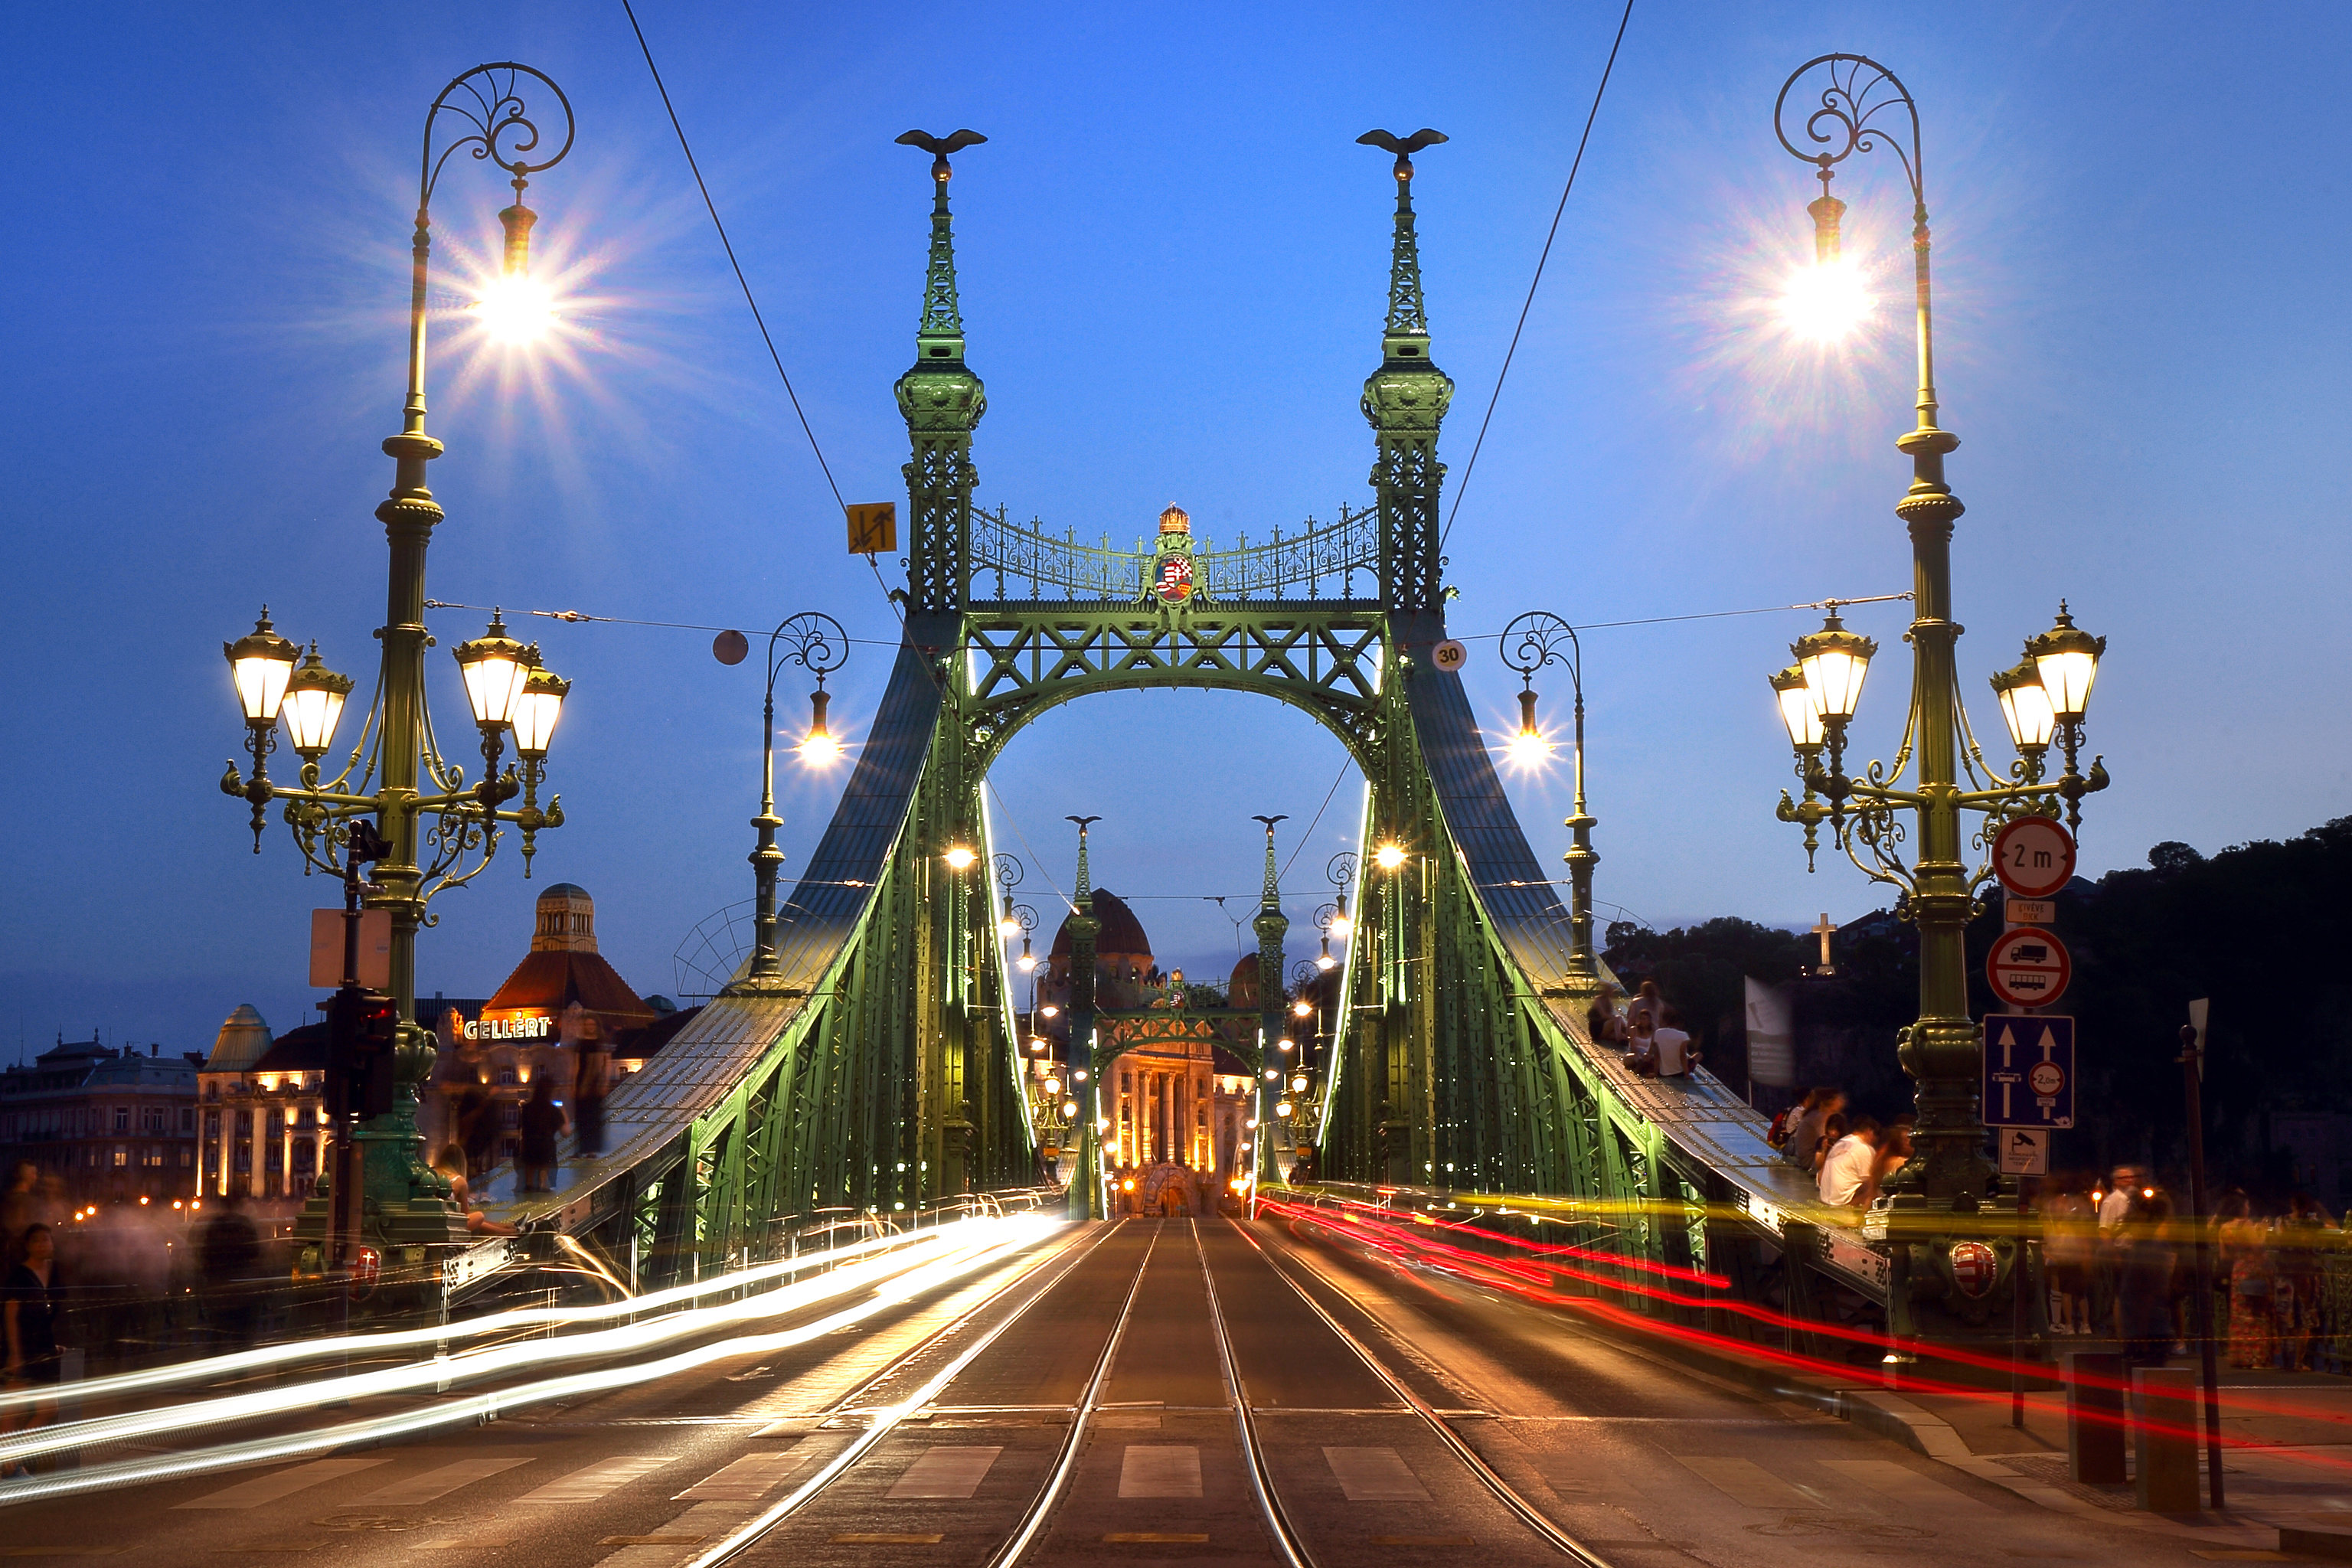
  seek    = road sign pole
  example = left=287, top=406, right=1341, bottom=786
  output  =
left=2178, top=1021, right=2224, bottom=1511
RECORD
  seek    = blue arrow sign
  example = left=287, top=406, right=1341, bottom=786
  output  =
left=1982, top=1014, right=2075, bottom=1129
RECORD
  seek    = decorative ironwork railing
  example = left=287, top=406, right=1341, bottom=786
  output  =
left=970, top=505, right=1377, bottom=600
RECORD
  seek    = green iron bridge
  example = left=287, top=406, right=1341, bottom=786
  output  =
left=498, top=130, right=1900, bottom=1352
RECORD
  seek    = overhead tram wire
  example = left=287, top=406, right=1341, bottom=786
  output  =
left=619, top=1, right=905, bottom=627
left=1437, top=0, right=1634, bottom=556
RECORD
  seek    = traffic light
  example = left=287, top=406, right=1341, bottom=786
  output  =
left=326, top=985, right=400, bottom=1122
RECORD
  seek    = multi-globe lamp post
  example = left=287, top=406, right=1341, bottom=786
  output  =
left=217, top=65, right=579, bottom=1250
left=1765, top=54, right=2108, bottom=1357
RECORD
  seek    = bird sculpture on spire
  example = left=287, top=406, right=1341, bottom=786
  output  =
left=1356, top=127, right=1448, bottom=178
left=896, top=128, right=988, bottom=179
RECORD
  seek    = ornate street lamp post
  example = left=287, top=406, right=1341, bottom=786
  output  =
left=1063, top=816, right=1105, bottom=1220
left=217, top=65, right=578, bottom=1254
left=717, top=612, right=848, bottom=992
left=1500, top=612, right=1597, bottom=979
left=1767, top=55, right=2109, bottom=1358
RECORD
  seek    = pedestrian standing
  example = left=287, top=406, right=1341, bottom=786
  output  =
left=1, top=1223, right=63, bottom=1472
left=516, top=1076, right=567, bottom=1194
left=2094, top=1165, right=2142, bottom=1334
left=454, top=1083, right=496, bottom=1179
left=2274, top=1194, right=2333, bottom=1372
left=0, top=1165, right=38, bottom=1272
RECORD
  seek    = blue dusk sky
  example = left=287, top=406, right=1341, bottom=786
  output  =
left=5, top=4, right=2348, bottom=1054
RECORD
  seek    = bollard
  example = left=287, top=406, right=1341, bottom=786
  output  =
left=2066, top=1351, right=2126, bottom=1483
left=2135, top=1367, right=2200, bottom=1513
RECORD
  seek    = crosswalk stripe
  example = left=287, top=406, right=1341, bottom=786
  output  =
left=887, top=1446, right=1003, bottom=1500
left=1819, top=1458, right=1989, bottom=1509
left=1322, top=1446, right=1429, bottom=1501
left=1676, top=1455, right=1816, bottom=1509
left=361, top=1456, right=534, bottom=1505
left=174, top=1456, right=391, bottom=1510
left=675, top=1442, right=823, bottom=1501
left=514, top=1455, right=682, bottom=1504
left=1118, top=1446, right=1202, bottom=1499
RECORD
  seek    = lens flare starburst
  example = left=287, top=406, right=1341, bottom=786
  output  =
left=1779, top=256, right=1875, bottom=344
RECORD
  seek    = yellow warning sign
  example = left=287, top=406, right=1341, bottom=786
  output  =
left=847, top=502, right=897, bottom=555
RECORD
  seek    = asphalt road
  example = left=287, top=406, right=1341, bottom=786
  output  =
left=0, top=1217, right=2254, bottom=1566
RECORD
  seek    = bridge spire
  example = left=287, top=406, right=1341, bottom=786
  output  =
left=1357, top=129, right=1455, bottom=614
left=1249, top=815, right=1291, bottom=1213
left=893, top=129, right=988, bottom=617
left=1064, top=815, right=1103, bottom=1220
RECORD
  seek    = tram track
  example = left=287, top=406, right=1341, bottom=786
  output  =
left=688, top=1217, right=1617, bottom=1568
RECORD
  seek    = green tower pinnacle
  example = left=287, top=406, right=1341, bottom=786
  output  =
left=893, top=129, right=988, bottom=616
left=1357, top=129, right=1455, bottom=614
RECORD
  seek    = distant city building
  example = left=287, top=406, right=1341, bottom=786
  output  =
left=427, top=883, right=689, bottom=1168
left=0, top=1034, right=201, bottom=1206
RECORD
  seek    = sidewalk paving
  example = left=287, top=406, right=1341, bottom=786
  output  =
left=1835, top=1353, right=2352, bottom=1555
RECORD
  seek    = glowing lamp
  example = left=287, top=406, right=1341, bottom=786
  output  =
left=453, top=613, right=532, bottom=729
left=1276, top=1101, right=1294, bottom=1118
left=474, top=201, right=554, bottom=345
left=1030, top=1037, right=1048, bottom=1053
left=1770, top=665, right=1824, bottom=753
left=513, top=662, right=570, bottom=759
left=1328, top=897, right=1351, bottom=939
left=800, top=686, right=839, bottom=763
left=280, top=643, right=353, bottom=758
left=1044, top=1076, right=1062, bottom=1096
left=942, top=844, right=977, bottom=872
left=1040, top=1004, right=1060, bottom=1019
left=1276, top=1040, right=1293, bottom=1054
left=1792, top=611, right=1877, bottom=725
left=1062, top=1101, right=1079, bottom=1120
left=1989, top=659, right=2057, bottom=753
left=1293, top=999, right=1312, bottom=1018
left=998, top=895, right=1021, bottom=939
left=1317, top=939, right=1337, bottom=972
left=1779, top=256, right=1874, bottom=343
left=1374, top=843, right=1406, bottom=871
left=2026, top=602, right=2105, bottom=723
left=1017, top=939, right=1037, bottom=973
left=1290, top=1075, right=1308, bottom=1093
left=224, top=609, right=299, bottom=726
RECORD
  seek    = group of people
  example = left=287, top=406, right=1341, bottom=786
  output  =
left=1585, top=982, right=1700, bottom=1079
left=1768, top=1088, right=1916, bottom=1211
left=2041, top=1167, right=2341, bottom=1370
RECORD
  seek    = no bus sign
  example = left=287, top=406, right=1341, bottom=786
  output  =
left=1991, top=815, right=2076, bottom=899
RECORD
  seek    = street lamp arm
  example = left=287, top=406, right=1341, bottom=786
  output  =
left=1773, top=54, right=1926, bottom=211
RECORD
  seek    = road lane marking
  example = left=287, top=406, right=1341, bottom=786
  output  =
left=1819, top=1458, right=1989, bottom=1509
left=360, top=1456, right=534, bottom=1505
left=673, top=1442, right=822, bottom=1501
left=173, top=1456, right=390, bottom=1509
left=1676, top=1455, right=1818, bottom=1509
left=887, top=1446, right=1003, bottom=1499
left=1323, top=1446, right=1430, bottom=1501
left=514, top=1454, right=682, bottom=1504
left=1117, top=1446, right=1202, bottom=1498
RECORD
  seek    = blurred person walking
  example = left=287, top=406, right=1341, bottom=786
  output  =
left=2043, top=1177, right=2097, bottom=1334
left=0, top=1165, right=38, bottom=1271
left=516, top=1077, right=567, bottom=1194
left=573, top=1045, right=610, bottom=1158
left=2275, top=1194, right=2334, bottom=1372
left=1, top=1223, right=64, bottom=1472
left=2116, top=1187, right=2178, bottom=1368
left=454, top=1083, right=496, bottom=1178
left=1817, top=1116, right=1882, bottom=1208
left=196, top=1198, right=263, bottom=1351
left=2217, top=1190, right=2275, bottom=1369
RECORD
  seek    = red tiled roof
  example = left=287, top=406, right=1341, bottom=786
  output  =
left=483, top=950, right=654, bottom=1022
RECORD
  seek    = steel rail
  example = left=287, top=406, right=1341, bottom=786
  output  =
left=983, top=1223, right=1162, bottom=1566
left=1193, top=1220, right=1318, bottom=1568
left=688, top=1219, right=1140, bottom=1568
left=1227, top=1217, right=1616, bottom=1567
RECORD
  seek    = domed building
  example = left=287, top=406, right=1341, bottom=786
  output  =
left=1037, top=893, right=1256, bottom=1197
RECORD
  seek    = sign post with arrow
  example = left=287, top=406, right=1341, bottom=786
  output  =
left=1981, top=1014, right=2076, bottom=1129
